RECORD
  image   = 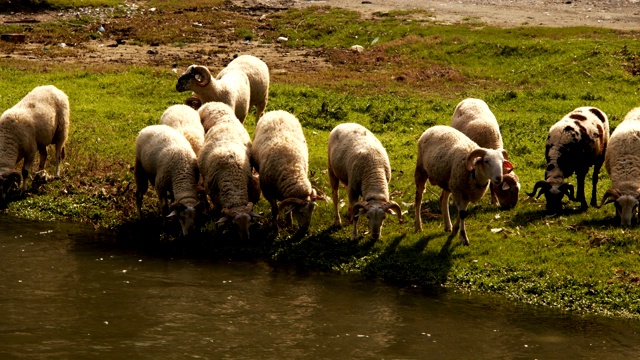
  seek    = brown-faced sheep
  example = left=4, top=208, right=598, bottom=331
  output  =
left=451, top=98, right=520, bottom=210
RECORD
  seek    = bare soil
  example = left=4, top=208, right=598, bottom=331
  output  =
left=0, top=0, right=638, bottom=73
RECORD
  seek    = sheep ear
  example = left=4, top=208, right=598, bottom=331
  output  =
left=167, top=210, right=179, bottom=218
left=502, top=182, right=510, bottom=191
left=503, top=160, right=514, bottom=174
left=216, top=216, right=228, bottom=224
left=501, top=149, right=509, bottom=160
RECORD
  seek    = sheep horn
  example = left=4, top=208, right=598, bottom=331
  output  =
left=526, top=180, right=550, bottom=199
left=559, top=183, right=576, bottom=201
left=278, top=198, right=307, bottom=212
left=352, top=201, right=369, bottom=219
left=383, top=201, right=404, bottom=224
left=192, top=65, right=211, bottom=87
left=598, top=188, right=620, bottom=208
left=185, top=94, right=202, bottom=110
left=466, top=148, right=487, bottom=171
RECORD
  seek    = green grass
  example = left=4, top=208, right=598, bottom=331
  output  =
left=2, top=5, right=640, bottom=318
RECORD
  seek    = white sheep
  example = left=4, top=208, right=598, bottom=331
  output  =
left=599, top=107, right=640, bottom=226
left=414, top=125, right=513, bottom=245
left=251, top=110, right=320, bottom=236
left=134, top=124, right=202, bottom=236
left=176, top=65, right=251, bottom=123
left=198, top=101, right=242, bottom=133
left=0, top=85, right=69, bottom=201
left=197, top=102, right=261, bottom=240
left=451, top=98, right=520, bottom=209
left=527, top=106, right=609, bottom=215
left=327, top=123, right=403, bottom=241
left=159, top=104, right=205, bottom=155
left=176, top=55, right=270, bottom=123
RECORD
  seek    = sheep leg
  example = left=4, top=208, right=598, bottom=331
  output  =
left=269, top=198, right=279, bottom=228
left=575, top=169, right=588, bottom=210
left=328, top=165, right=342, bottom=226
left=440, top=190, right=452, bottom=233
left=347, top=186, right=360, bottom=224
left=414, top=165, right=428, bottom=231
left=452, top=196, right=470, bottom=246
left=21, top=152, right=36, bottom=192
left=254, top=97, right=267, bottom=122
left=490, top=185, right=499, bottom=206
left=37, top=144, right=48, bottom=172
left=54, top=144, right=65, bottom=178
left=134, top=162, right=148, bottom=218
left=590, top=158, right=604, bottom=207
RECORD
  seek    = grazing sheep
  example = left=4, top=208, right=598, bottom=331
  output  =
left=135, top=124, right=202, bottom=236
left=176, top=65, right=251, bottom=123
left=527, top=107, right=609, bottom=215
left=197, top=102, right=261, bottom=240
left=251, top=110, right=320, bottom=235
left=451, top=98, right=520, bottom=209
left=327, top=123, right=403, bottom=241
left=198, top=101, right=241, bottom=133
left=160, top=104, right=205, bottom=155
left=414, top=125, right=512, bottom=245
left=599, top=107, right=640, bottom=226
left=219, top=55, right=270, bottom=122
left=0, top=85, right=69, bottom=201
left=176, top=55, right=270, bottom=123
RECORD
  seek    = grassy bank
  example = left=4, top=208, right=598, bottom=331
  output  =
left=2, top=2, right=640, bottom=318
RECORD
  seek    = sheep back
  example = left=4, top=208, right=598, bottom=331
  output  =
left=328, top=123, right=391, bottom=202
left=198, top=102, right=242, bottom=133
left=252, top=110, right=312, bottom=201
left=221, top=55, right=270, bottom=120
left=451, top=98, right=503, bottom=149
left=160, top=104, right=205, bottom=155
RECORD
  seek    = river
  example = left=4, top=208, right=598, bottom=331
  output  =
left=0, top=215, right=638, bottom=359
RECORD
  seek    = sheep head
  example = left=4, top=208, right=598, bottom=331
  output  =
left=527, top=180, right=575, bottom=216
left=278, top=190, right=323, bottom=234
left=0, top=170, right=21, bottom=201
left=176, top=65, right=212, bottom=93
left=599, top=188, right=639, bottom=226
left=466, top=148, right=512, bottom=186
left=217, top=203, right=261, bottom=240
left=492, top=171, right=520, bottom=210
left=352, top=200, right=403, bottom=240
left=167, top=201, right=203, bottom=237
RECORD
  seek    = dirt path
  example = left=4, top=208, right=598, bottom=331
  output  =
left=1, top=0, right=638, bottom=72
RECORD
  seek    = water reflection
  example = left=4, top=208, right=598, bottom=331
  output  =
left=0, top=215, right=638, bottom=359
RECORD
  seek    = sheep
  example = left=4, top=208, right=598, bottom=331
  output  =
left=176, top=55, right=270, bottom=123
left=327, top=123, right=403, bottom=241
left=527, top=107, right=609, bottom=216
left=159, top=104, right=205, bottom=155
left=198, top=101, right=242, bottom=133
left=176, top=65, right=250, bottom=123
left=598, top=107, right=640, bottom=226
left=450, top=98, right=521, bottom=209
left=134, top=124, right=202, bottom=237
left=197, top=102, right=261, bottom=240
left=414, top=125, right=512, bottom=245
left=251, top=110, right=320, bottom=236
left=0, top=85, right=69, bottom=201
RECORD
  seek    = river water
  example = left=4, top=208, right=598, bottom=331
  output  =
left=1, top=215, right=639, bottom=359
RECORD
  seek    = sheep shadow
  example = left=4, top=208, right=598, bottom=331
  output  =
left=359, top=232, right=456, bottom=287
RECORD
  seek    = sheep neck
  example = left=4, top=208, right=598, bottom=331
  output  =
left=470, top=169, right=489, bottom=189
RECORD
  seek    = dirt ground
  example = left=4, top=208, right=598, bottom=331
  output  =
left=0, top=0, right=639, bottom=73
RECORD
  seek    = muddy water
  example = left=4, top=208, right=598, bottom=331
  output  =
left=1, top=216, right=639, bottom=359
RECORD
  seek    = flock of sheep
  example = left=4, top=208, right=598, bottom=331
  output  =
left=1, top=53, right=640, bottom=245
